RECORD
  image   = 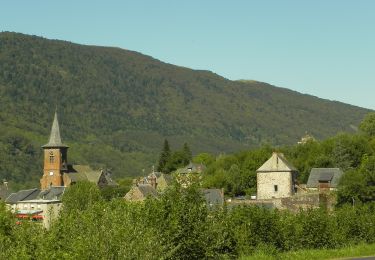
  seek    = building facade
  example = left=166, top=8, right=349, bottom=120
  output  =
left=256, top=152, right=298, bottom=200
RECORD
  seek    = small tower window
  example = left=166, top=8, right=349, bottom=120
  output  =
left=274, top=185, right=278, bottom=192
left=49, top=155, right=55, bottom=163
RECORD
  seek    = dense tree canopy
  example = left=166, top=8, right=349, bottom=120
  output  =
left=360, top=112, right=375, bottom=137
left=1, top=184, right=375, bottom=259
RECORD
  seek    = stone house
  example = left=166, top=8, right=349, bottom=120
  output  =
left=256, top=152, right=298, bottom=200
left=124, top=184, right=158, bottom=202
left=10, top=199, right=62, bottom=229
left=5, top=187, right=65, bottom=229
left=306, top=168, right=343, bottom=191
left=133, top=169, right=173, bottom=192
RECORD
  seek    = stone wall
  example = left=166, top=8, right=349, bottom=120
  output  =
left=257, top=171, right=293, bottom=199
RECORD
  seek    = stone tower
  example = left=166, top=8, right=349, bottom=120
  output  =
left=40, top=112, right=69, bottom=190
left=256, top=152, right=298, bottom=200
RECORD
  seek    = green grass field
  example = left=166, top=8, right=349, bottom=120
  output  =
left=241, top=243, right=375, bottom=260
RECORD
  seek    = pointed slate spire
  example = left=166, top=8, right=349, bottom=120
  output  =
left=42, top=112, right=68, bottom=148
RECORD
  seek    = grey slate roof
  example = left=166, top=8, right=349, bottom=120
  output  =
left=202, top=189, right=224, bottom=207
left=5, top=187, right=66, bottom=204
left=38, top=187, right=65, bottom=200
left=65, top=165, right=111, bottom=184
left=5, top=188, right=40, bottom=204
left=306, top=168, right=344, bottom=188
left=42, top=112, right=68, bottom=148
left=137, top=184, right=158, bottom=198
left=103, top=173, right=118, bottom=186
left=176, top=163, right=206, bottom=174
left=318, top=172, right=334, bottom=182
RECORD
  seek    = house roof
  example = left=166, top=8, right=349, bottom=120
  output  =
left=42, top=112, right=68, bottom=148
left=176, top=163, right=206, bottom=174
left=137, top=184, right=158, bottom=198
left=5, top=188, right=40, bottom=204
left=202, top=189, right=224, bottom=206
left=38, top=187, right=65, bottom=200
left=5, top=186, right=66, bottom=204
left=103, top=173, right=118, bottom=186
left=65, top=165, right=107, bottom=184
left=306, top=168, right=344, bottom=188
left=257, top=152, right=297, bottom=172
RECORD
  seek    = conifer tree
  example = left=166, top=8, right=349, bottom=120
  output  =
left=157, top=139, right=171, bottom=172
left=182, top=142, right=192, bottom=164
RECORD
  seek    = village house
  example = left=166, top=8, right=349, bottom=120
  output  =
left=306, top=168, right=343, bottom=191
left=256, top=152, right=298, bottom=200
left=5, top=187, right=65, bottom=228
left=228, top=153, right=339, bottom=211
left=124, top=184, right=158, bottom=201
left=8, top=199, right=62, bottom=229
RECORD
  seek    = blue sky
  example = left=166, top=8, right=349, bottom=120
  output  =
left=1, top=1, right=374, bottom=109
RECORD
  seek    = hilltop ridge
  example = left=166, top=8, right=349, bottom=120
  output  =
left=0, top=32, right=371, bottom=187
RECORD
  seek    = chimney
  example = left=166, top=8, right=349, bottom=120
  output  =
left=3, top=179, right=8, bottom=189
left=149, top=175, right=157, bottom=190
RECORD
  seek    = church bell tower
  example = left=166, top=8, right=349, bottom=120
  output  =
left=40, top=112, right=69, bottom=190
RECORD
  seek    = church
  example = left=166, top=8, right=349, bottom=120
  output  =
left=40, top=112, right=117, bottom=189
left=5, top=112, right=117, bottom=227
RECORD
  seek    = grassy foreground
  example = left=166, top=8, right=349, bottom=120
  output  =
left=241, top=243, right=375, bottom=260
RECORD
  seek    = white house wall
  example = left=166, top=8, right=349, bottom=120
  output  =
left=257, top=171, right=293, bottom=199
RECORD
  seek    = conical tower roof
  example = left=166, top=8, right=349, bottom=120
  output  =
left=42, top=112, right=68, bottom=148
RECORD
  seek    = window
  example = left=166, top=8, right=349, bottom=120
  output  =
left=274, top=185, right=278, bottom=192
left=49, top=155, right=55, bottom=163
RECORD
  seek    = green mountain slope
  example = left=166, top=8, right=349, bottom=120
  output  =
left=0, top=32, right=371, bottom=188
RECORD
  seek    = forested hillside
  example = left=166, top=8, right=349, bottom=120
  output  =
left=0, top=32, right=371, bottom=189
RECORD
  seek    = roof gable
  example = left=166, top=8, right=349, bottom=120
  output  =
left=137, top=184, right=158, bottom=197
left=257, top=152, right=297, bottom=172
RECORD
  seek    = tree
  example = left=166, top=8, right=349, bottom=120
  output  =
left=337, top=155, right=375, bottom=205
left=165, top=150, right=187, bottom=173
left=62, top=181, right=103, bottom=213
left=157, top=139, right=171, bottom=173
left=182, top=142, right=192, bottom=164
left=359, top=112, right=375, bottom=137
left=193, top=153, right=215, bottom=167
